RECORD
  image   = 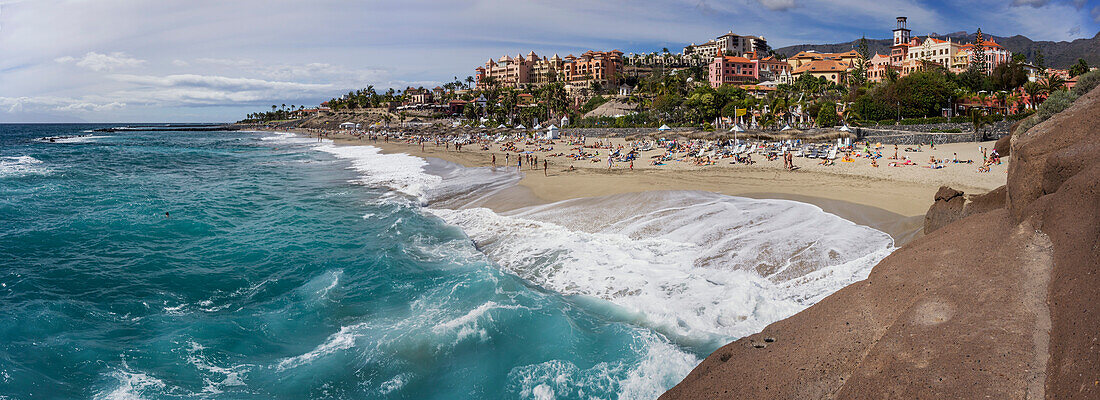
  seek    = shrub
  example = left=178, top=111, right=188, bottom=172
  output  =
left=1005, top=111, right=1034, bottom=121
left=1070, top=69, right=1100, bottom=97
left=1017, top=89, right=1080, bottom=135
left=949, top=115, right=971, bottom=124
left=877, top=119, right=897, bottom=125
left=899, top=117, right=948, bottom=125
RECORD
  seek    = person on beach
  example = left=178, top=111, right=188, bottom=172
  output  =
left=492, top=154, right=496, bottom=166
left=629, top=160, right=634, bottom=171
left=544, top=160, right=548, bottom=176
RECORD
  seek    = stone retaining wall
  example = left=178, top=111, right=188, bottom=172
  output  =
left=854, top=120, right=1012, bottom=145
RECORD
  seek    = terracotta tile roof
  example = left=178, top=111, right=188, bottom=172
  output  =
left=792, top=59, right=850, bottom=74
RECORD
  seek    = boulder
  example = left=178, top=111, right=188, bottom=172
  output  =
left=924, top=186, right=966, bottom=234
left=994, top=134, right=1011, bottom=157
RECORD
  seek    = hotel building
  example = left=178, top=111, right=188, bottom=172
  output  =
left=708, top=50, right=793, bottom=88
left=685, top=32, right=768, bottom=58
left=474, top=50, right=623, bottom=89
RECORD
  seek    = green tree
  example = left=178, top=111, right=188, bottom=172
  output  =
left=816, top=102, right=838, bottom=127
left=1069, top=58, right=1089, bottom=77
left=968, top=28, right=987, bottom=75
left=1022, top=81, right=1042, bottom=110
left=851, top=35, right=871, bottom=87
left=990, top=59, right=1028, bottom=91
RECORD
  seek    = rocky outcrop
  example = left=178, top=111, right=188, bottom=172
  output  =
left=923, top=186, right=966, bottom=234
left=923, top=185, right=1008, bottom=234
left=995, top=134, right=1012, bottom=157
left=662, top=85, right=1100, bottom=399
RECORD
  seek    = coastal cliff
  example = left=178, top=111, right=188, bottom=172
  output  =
left=661, top=85, right=1100, bottom=399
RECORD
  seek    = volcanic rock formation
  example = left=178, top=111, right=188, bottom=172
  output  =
left=662, top=85, right=1100, bottom=399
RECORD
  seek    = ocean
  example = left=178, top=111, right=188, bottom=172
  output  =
left=0, top=124, right=895, bottom=399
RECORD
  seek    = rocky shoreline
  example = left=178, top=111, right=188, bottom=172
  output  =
left=661, top=85, right=1099, bottom=399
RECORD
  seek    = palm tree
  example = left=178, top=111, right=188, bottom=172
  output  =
left=1022, top=82, right=1042, bottom=110
left=970, top=108, right=993, bottom=141
left=1041, top=74, right=1066, bottom=94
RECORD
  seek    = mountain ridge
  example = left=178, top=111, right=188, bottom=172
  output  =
left=775, top=31, right=1100, bottom=69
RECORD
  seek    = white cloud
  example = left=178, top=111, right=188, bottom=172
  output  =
left=1011, top=0, right=1049, bottom=6
left=0, top=96, right=125, bottom=113
left=55, top=51, right=145, bottom=71
left=109, top=73, right=332, bottom=92
left=760, top=0, right=797, bottom=11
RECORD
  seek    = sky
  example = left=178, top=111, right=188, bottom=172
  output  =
left=1, top=0, right=1098, bottom=123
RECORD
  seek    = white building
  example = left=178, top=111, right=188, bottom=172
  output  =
left=684, top=31, right=767, bottom=58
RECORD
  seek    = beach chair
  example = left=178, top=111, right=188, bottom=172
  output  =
left=827, top=148, right=838, bottom=160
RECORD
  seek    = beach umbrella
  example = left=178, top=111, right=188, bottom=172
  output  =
left=838, top=125, right=851, bottom=132
left=658, top=124, right=671, bottom=131
left=497, top=124, right=506, bottom=129
left=781, top=124, right=791, bottom=131
left=532, top=124, right=542, bottom=130
left=729, top=124, right=744, bottom=133
left=515, top=124, right=526, bottom=130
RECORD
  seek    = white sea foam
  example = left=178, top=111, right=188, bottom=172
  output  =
left=95, top=368, right=166, bottom=400
left=276, top=322, right=367, bottom=371
left=379, top=373, right=411, bottom=395
left=315, top=144, right=441, bottom=199
left=290, top=132, right=896, bottom=395
left=52, top=135, right=109, bottom=143
left=507, top=331, right=699, bottom=400
left=0, top=156, right=49, bottom=178
left=430, top=191, right=895, bottom=345
left=259, top=131, right=328, bottom=146
left=183, top=341, right=249, bottom=394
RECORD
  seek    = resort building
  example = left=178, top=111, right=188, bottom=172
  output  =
left=684, top=31, right=768, bottom=58
left=867, top=53, right=899, bottom=82
left=791, top=59, right=851, bottom=85
left=786, top=50, right=861, bottom=70
left=906, top=37, right=963, bottom=70
left=709, top=51, right=758, bottom=88
left=708, top=51, right=793, bottom=88
left=951, top=40, right=1011, bottom=73
left=560, top=50, right=624, bottom=88
left=884, top=16, right=1012, bottom=77
left=474, top=50, right=622, bottom=89
left=890, top=17, right=912, bottom=66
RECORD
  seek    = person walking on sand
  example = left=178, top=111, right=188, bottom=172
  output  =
left=629, top=160, right=634, bottom=171
left=608, top=156, right=613, bottom=171
left=543, top=160, right=548, bottom=176
left=492, top=154, right=496, bottom=166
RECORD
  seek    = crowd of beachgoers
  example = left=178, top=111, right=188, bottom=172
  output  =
left=300, top=127, right=1006, bottom=176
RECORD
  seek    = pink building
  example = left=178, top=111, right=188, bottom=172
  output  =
left=952, top=40, right=1011, bottom=73
left=709, top=51, right=759, bottom=88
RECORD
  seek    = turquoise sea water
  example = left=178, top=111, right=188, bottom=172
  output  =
left=0, top=125, right=895, bottom=399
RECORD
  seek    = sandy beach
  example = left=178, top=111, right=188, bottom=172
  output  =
left=278, top=128, right=1009, bottom=242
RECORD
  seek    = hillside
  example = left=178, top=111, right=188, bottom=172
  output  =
left=775, top=31, right=1100, bottom=69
